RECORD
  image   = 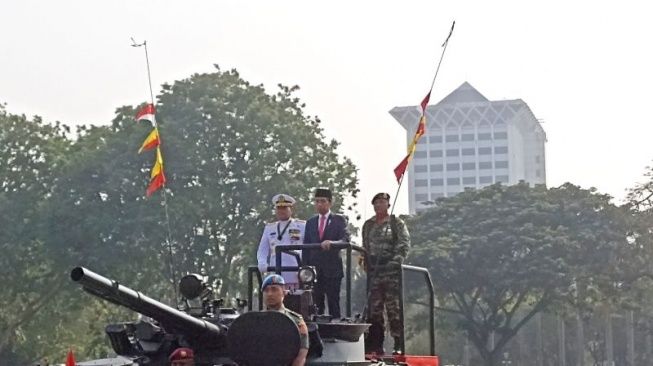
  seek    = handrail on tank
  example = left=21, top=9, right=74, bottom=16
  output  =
left=401, top=264, right=436, bottom=357
left=245, top=243, right=364, bottom=318
left=246, top=245, right=436, bottom=357
left=274, top=243, right=365, bottom=319
left=364, top=263, right=435, bottom=356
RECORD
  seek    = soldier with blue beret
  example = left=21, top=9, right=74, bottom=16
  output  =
left=261, top=274, right=309, bottom=366
left=257, top=194, right=306, bottom=289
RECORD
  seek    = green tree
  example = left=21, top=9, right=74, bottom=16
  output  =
left=34, top=66, right=360, bottom=362
left=405, top=182, right=647, bottom=366
left=0, top=104, right=78, bottom=364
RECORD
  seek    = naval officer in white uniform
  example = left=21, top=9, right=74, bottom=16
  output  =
left=257, top=193, right=306, bottom=289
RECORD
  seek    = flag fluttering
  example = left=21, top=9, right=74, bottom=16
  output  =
left=146, top=146, right=166, bottom=196
left=391, top=20, right=455, bottom=185
left=136, top=104, right=156, bottom=125
left=136, top=105, right=166, bottom=197
left=65, top=349, right=76, bottom=366
left=138, top=128, right=160, bottom=153
left=393, top=91, right=431, bottom=183
left=132, top=38, right=179, bottom=305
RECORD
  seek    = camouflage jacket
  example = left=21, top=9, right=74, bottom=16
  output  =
left=361, top=214, right=410, bottom=268
left=280, top=307, right=309, bottom=349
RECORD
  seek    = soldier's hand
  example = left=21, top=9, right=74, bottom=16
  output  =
left=320, top=240, right=332, bottom=250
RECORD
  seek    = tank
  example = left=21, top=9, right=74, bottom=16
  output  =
left=64, top=243, right=439, bottom=366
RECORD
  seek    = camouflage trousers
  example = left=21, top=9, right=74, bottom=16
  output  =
left=367, top=270, right=402, bottom=337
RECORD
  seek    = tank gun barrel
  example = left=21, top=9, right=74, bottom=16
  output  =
left=70, top=266, right=222, bottom=340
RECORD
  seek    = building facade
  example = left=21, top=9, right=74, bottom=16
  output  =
left=389, top=82, right=547, bottom=214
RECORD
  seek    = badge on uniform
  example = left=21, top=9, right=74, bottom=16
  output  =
left=298, top=319, right=308, bottom=335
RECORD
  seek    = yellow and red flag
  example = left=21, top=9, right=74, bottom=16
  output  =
left=393, top=91, right=431, bottom=183
left=138, top=128, right=160, bottom=153
left=146, top=147, right=166, bottom=196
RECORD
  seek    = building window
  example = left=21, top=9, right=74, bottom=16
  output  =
left=431, top=178, right=444, bottom=186
left=430, top=164, right=443, bottom=172
left=462, top=148, right=475, bottom=156
left=447, top=177, right=461, bottom=186
left=430, top=135, right=443, bottom=143
left=480, top=176, right=492, bottom=184
left=495, top=161, right=508, bottom=169
left=446, top=163, right=460, bottom=171
left=479, top=161, right=492, bottom=169
left=494, top=131, right=508, bottom=139
left=415, top=151, right=427, bottom=158
left=536, top=169, right=541, bottom=177
left=478, top=132, right=492, bottom=140
left=461, top=133, right=475, bottom=142
left=462, top=177, right=476, bottom=185
left=415, top=179, right=428, bottom=187
left=417, top=138, right=427, bottom=145
left=494, top=146, right=508, bottom=154
left=446, top=149, right=459, bottom=157
left=414, top=165, right=427, bottom=173
left=430, top=150, right=443, bottom=158
left=431, top=193, right=444, bottom=199
left=479, top=147, right=492, bottom=155
left=462, top=162, right=475, bottom=170
left=496, top=175, right=509, bottom=183
left=415, top=193, right=429, bottom=202
left=535, top=155, right=541, bottom=163
left=445, top=135, right=459, bottom=142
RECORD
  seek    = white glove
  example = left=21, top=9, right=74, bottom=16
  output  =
left=258, top=264, right=268, bottom=275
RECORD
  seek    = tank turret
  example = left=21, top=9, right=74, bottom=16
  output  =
left=70, top=267, right=236, bottom=365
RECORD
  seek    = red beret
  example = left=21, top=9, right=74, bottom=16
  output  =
left=169, top=347, right=194, bottom=361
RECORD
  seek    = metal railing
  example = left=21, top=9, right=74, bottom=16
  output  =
left=245, top=243, right=436, bottom=356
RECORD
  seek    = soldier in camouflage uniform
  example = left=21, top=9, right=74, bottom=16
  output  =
left=361, top=192, right=410, bottom=355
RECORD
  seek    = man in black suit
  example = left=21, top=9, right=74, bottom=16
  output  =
left=303, top=188, right=351, bottom=320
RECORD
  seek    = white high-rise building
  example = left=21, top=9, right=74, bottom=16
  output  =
left=389, top=82, right=547, bottom=214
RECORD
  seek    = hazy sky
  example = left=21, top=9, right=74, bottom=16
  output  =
left=2, top=1, right=652, bottom=217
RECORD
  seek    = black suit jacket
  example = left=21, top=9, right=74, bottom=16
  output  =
left=303, top=213, right=351, bottom=278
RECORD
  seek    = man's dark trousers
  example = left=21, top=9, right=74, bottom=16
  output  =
left=314, top=273, right=342, bottom=319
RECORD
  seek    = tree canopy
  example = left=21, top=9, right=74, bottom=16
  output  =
left=405, top=182, right=651, bottom=366
left=0, top=66, right=361, bottom=365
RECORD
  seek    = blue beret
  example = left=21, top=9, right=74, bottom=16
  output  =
left=261, top=274, right=285, bottom=291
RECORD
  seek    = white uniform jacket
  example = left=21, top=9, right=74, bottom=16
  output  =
left=257, top=218, right=306, bottom=284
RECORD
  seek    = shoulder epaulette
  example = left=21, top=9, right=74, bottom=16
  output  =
left=285, top=308, right=303, bottom=318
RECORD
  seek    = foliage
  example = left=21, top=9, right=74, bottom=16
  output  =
left=0, top=104, right=77, bottom=363
left=0, top=65, right=361, bottom=364
left=405, top=182, right=649, bottom=366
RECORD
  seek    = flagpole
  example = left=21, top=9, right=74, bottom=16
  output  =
left=389, top=174, right=404, bottom=217
left=132, top=38, right=179, bottom=306
left=429, top=21, right=455, bottom=92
